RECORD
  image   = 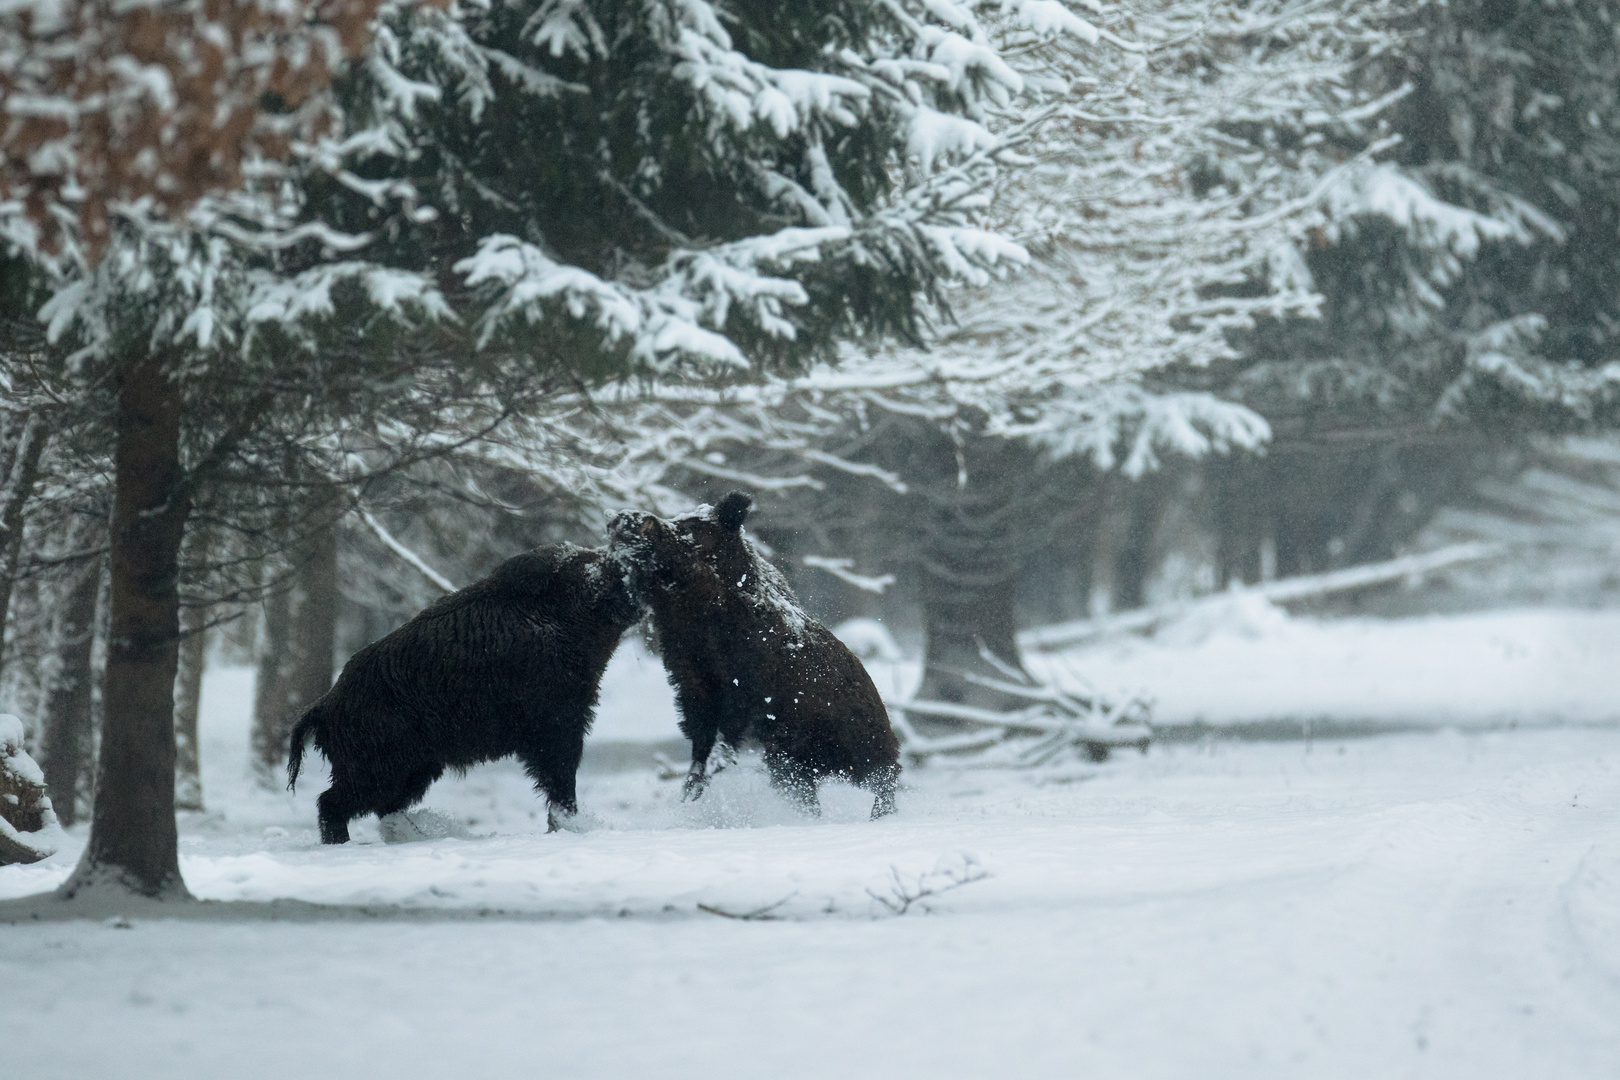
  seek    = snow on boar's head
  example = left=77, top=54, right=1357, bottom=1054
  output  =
left=484, top=543, right=641, bottom=629
left=608, top=492, right=800, bottom=623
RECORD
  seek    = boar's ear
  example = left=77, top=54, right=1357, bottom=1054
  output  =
left=715, top=491, right=753, bottom=532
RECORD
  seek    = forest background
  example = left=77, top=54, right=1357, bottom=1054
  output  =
left=3, top=0, right=1620, bottom=898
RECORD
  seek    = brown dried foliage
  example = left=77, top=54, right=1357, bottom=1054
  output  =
left=0, top=0, right=421, bottom=261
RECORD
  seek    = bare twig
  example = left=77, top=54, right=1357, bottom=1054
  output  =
left=697, top=892, right=799, bottom=921
left=866, top=862, right=991, bottom=916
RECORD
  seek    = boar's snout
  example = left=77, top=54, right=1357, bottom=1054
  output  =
left=608, top=510, right=661, bottom=546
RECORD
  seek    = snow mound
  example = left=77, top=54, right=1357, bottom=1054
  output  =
left=1151, top=590, right=1292, bottom=647
left=1, top=712, right=61, bottom=865
left=834, top=618, right=904, bottom=663
left=0, top=714, right=33, bottom=767
left=1044, top=607, right=1620, bottom=731
left=549, top=809, right=607, bottom=834
left=378, top=808, right=482, bottom=844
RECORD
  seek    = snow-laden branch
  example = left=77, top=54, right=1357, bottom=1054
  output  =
left=355, top=505, right=457, bottom=594
left=802, top=556, right=896, bottom=594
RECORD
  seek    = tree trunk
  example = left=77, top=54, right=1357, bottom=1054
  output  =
left=1141, top=466, right=1219, bottom=606
left=916, top=564, right=1028, bottom=709
left=250, top=566, right=295, bottom=784
left=1087, top=475, right=1133, bottom=617
left=1113, top=473, right=1170, bottom=612
left=42, top=551, right=103, bottom=829
left=0, top=410, right=50, bottom=679
left=173, top=526, right=213, bottom=812
left=250, top=493, right=339, bottom=785
left=288, top=509, right=339, bottom=726
left=1333, top=445, right=1403, bottom=568
left=913, top=432, right=1036, bottom=716
left=59, top=354, right=191, bottom=901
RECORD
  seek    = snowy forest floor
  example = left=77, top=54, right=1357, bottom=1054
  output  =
left=2, top=606, right=1619, bottom=1079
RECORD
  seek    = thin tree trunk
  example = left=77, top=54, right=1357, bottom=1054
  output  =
left=1087, top=475, right=1132, bottom=617
left=42, top=550, right=103, bottom=829
left=916, top=563, right=1028, bottom=706
left=173, top=526, right=213, bottom=812
left=59, top=354, right=191, bottom=901
left=0, top=410, right=50, bottom=679
left=1141, top=466, right=1219, bottom=606
left=288, top=508, right=338, bottom=726
left=251, top=492, right=340, bottom=785
left=913, top=433, right=1036, bottom=716
left=1112, top=473, right=1170, bottom=612
left=251, top=565, right=295, bottom=785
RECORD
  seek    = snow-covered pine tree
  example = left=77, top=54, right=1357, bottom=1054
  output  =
left=1364, top=0, right=1620, bottom=430
left=1194, top=0, right=1620, bottom=568
left=286, top=0, right=1044, bottom=375
left=887, top=0, right=1539, bottom=660
left=0, top=0, right=435, bottom=902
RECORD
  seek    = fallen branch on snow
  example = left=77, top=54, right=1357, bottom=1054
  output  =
left=890, top=699, right=1152, bottom=766
left=1018, top=541, right=1504, bottom=653
left=888, top=646, right=1152, bottom=767
left=697, top=893, right=798, bottom=921
left=867, top=860, right=991, bottom=916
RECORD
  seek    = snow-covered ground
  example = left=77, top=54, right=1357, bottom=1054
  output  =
left=1046, top=599, right=1620, bottom=730
left=862, top=600, right=1620, bottom=733
left=2, top=607, right=1618, bottom=1079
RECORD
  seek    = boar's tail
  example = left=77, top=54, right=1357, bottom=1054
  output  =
left=286, top=704, right=326, bottom=792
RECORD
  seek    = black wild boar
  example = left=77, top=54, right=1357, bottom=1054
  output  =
left=288, top=544, right=639, bottom=842
left=609, top=493, right=899, bottom=818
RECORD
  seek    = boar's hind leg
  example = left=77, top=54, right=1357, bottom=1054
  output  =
left=865, top=763, right=900, bottom=820
left=376, top=761, right=445, bottom=818
left=517, top=725, right=586, bottom=832
left=765, top=752, right=821, bottom=817
left=317, top=782, right=366, bottom=845
left=681, top=726, right=719, bottom=802
left=672, top=683, right=724, bottom=802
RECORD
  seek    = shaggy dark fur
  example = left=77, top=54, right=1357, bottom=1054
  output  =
left=287, top=543, right=639, bottom=843
left=608, top=492, right=900, bottom=818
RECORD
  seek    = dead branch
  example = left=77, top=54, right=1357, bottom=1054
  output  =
left=866, top=862, right=991, bottom=916
left=1019, top=541, right=1504, bottom=653
left=697, top=893, right=799, bottom=921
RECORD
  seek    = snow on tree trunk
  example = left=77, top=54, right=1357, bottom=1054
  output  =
left=173, top=526, right=212, bottom=813
left=59, top=352, right=190, bottom=901
left=42, top=548, right=101, bottom=828
left=0, top=712, right=59, bottom=865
